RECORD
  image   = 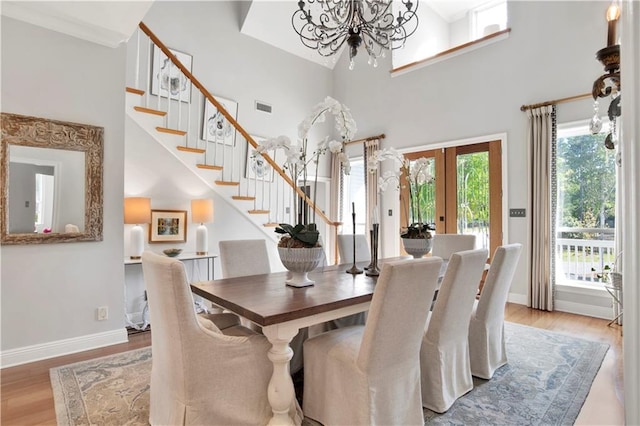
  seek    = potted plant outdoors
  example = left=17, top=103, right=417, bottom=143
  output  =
left=254, top=96, right=355, bottom=286
left=368, top=148, right=436, bottom=258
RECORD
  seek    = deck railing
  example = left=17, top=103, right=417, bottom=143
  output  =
left=555, top=227, right=616, bottom=284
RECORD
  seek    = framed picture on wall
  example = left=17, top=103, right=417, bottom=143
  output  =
left=150, top=45, right=192, bottom=103
left=149, top=210, right=187, bottom=243
left=245, top=135, right=274, bottom=181
left=201, top=96, right=238, bottom=146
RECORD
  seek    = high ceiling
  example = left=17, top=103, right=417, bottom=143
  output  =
left=0, top=1, right=153, bottom=48
left=240, top=0, right=490, bottom=70
left=1, top=0, right=488, bottom=69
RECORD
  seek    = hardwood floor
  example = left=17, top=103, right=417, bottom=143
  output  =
left=1, top=304, right=624, bottom=425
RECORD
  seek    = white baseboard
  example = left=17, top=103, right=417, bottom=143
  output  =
left=554, top=300, right=614, bottom=320
left=508, top=292, right=528, bottom=305
left=1, top=328, right=128, bottom=369
left=507, top=292, right=614, bottom=320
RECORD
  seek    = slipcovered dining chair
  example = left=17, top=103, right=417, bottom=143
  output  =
left=219, top=239, right=271, bottom=278
left=421, top=248, right=488, bottom=413
left=431, top=234, right=477, bottom=260
left=469, top=243, right=522, bottom=379
left=141, top=252, right=301, bottom=425
left=303, top=257, right=443, bottom=425
left=337, top=234, right=371, bottom=264
left=218, top=239, right=307, bottom=374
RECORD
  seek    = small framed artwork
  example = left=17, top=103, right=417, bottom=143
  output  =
left=149, top=210, right=187, bottom=243
left=201, top=96, right=238, bottom=145
left=150, top=45, right=192, bottom=103
left=245, top=135, right=274, bottom=181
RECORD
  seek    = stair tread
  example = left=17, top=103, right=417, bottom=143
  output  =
left=177, top=146, right=205, bottom=154
left=157, top=126, right=187, bottom=136
left=134, top=106, right=166, bottom=116
left=263, top=222, right=279, bottom=227
left=232, top=196, right=256, bottom=201
left=197, top=164, right=223, bottom=170
left=126, top=87, right=145, bottom=95
left=248, top=209, right=270, bottom=214
left=215, top=181, right=240, bottom=186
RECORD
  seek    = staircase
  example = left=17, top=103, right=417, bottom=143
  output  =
left=125, top=22, right=340, bottom=259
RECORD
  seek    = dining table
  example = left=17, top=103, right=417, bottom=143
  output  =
left=190, top=256, right=449, bottom=425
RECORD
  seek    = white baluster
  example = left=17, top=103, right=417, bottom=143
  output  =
left=199, top=92, right=204, bottom=154
left=177, top=69, right=182, bottom=132
left=166, top=60, right=172, bottom=128
left=135, top=29, right=140, bottom=89
left=187, top=85, right=192, bottom=148
left=146, top=36, right=152, bottom=108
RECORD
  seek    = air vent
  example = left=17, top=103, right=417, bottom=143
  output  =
left=255, top=101, right=272, bottom=114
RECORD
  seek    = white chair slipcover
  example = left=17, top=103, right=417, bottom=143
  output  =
left=218, top=239, right=307, bottom=374
left=219, top=239, right=271, bottom=278
left=421, top=248, right=488, bottom=413
left=303, top=257, right=443, bottom=425
left=469, top=243, right=522, bottom=379
left=141, top=252, right=301, bottom=425
left=431, top=234, right=477, bottom=260
left=337, top=234, right=371, bottom=264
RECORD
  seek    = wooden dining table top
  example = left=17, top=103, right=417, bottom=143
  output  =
left=190, top=256, right=433, bottom=327
left=191, top=263, right=374, bottom=327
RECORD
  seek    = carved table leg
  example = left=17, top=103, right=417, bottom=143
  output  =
left=262, top=325, right=299, bottom=426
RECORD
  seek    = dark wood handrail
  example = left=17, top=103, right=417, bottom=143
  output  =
left=138, top=22, right=334, bottom=227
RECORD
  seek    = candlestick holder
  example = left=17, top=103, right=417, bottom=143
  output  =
left=346, top=211, right=363, bottom=275
left=366, top=223, right=380, bottom=277
left=364, top=229, right=375, bottom=271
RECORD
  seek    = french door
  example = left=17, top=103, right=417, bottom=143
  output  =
left=401, top=140, right=503, bottom=258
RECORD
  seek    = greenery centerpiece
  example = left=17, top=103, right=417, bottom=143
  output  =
left=369, top=148, right=435, bottom=257
left=255, top=97, right=355, bottom=285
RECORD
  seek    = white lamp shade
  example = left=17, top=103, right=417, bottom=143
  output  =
left=124, top=197, right=151, bottom=224
left=191, top=199, right=214, bottom=224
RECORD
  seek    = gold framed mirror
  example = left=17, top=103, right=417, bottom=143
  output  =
left=1, top=113, right=103, bottom=244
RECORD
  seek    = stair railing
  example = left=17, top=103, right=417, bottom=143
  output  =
left=134, top=22, right=341, bottom=257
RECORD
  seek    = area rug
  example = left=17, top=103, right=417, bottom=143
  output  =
left=50, top=323, right=608, bottom=425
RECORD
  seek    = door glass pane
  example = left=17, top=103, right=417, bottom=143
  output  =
left=555, top=124, right=616, bottom=286
left=341, top=159, right=367, bottom=234
left=407, top=157, right=436, bottom=227
left=457, top=152, right=489, bottom=249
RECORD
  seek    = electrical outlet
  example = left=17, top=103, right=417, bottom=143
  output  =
left=97, top=306, right=109, bottom=321
left=388, top=209, right=393, bottom=216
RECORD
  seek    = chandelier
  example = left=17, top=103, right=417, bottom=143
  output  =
left=292, top=0, right=419, bottom=70
left=591, top=2, right=621, bottom=150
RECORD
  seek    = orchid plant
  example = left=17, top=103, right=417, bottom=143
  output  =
left=368, top=148, right=435, bottom=239
left=254, top=96, right=355, bottom=248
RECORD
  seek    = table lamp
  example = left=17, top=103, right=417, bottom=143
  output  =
left=191, top=198, right=214, bottom=255
left=124, top=197, right=151, bottom=259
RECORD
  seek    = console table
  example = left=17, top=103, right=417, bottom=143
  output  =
left=124, top=252, right=218, bottom=331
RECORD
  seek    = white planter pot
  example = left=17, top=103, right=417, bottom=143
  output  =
left=278, top=246, right=325, bottom=287
left=402, top=237, right=433, bottom=259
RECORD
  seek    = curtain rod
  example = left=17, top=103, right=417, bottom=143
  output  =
left=520, top=92, right=592, bottom=111
left=344, top=133, right=386, bottom=146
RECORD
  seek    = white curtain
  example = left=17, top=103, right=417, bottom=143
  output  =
left=527, top=105, right=555, bottom=311
left=329, top=153, right=344, bottom=264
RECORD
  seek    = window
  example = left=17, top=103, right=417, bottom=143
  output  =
left=472, top=1, right=508, bottom=39
left=555, top=121, right=617, bottom=287
left=340, top=158, right=367, bottom=234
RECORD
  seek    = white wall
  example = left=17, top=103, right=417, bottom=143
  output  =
left=1, top=16, right=127, bottom=363
left=333, top=1, right=608, bottom=304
